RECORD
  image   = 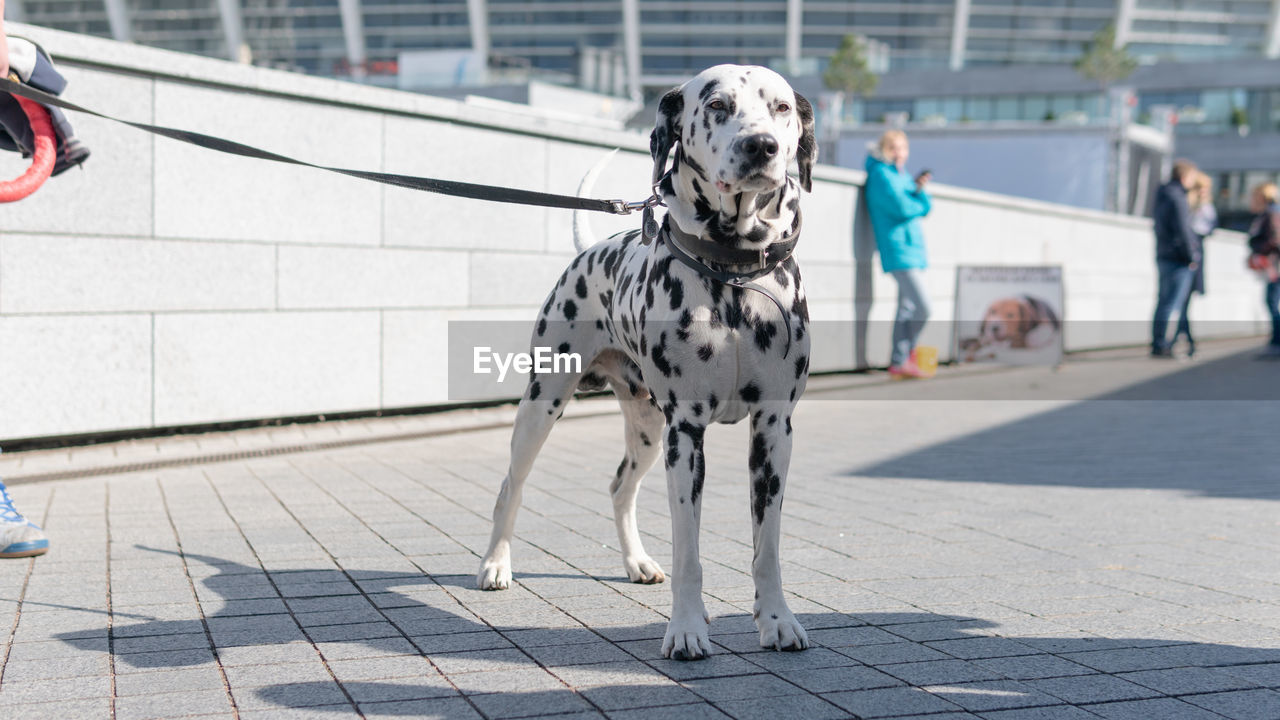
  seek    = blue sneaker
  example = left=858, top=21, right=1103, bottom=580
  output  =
left=0, top=482, right=49, bottom=558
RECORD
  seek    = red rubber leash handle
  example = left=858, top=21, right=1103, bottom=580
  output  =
left=0, top=94, right=57, bottom=203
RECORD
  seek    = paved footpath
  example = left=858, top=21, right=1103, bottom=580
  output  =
left=1, top=339, right=1278, bottom=720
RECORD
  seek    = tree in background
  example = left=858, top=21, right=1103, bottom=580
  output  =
left=823, top=34, right=879, bottom=101
left=1074, top=25, right=1137, bottom=97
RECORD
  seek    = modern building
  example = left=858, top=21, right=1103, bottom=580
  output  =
left=5, top=0, right=1279, bottom=220
left=807, top=55, right=1280, bottom=222
left=8, top=1, right=1280, bottom=95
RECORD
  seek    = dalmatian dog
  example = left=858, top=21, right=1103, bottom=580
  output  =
left=476, top=65, right=816, bottom=660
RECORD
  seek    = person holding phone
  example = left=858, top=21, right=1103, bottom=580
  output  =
left=866, top=129, right=933, bottom=378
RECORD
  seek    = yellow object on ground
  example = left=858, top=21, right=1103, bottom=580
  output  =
left=912, top=346, right=938, bottom=377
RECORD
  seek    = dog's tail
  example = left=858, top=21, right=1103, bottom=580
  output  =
left=573, top=149, right=618, bottom=254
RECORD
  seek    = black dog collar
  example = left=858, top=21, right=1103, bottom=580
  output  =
left=660, top=212, right=802, bottom=358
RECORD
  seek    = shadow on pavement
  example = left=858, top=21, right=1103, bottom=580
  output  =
left=56, top=551, right=1280, bottom=716
left=849, top=347, right=1280, bottom=499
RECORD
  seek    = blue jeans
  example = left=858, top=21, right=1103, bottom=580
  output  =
left=1151, top=260, right=1194, bottom=353
left=890, top=269, right=930, bottom=366
left=1267, top=280, right=1280, bottom=348
left=1173, top=289, right=1195, bottom=349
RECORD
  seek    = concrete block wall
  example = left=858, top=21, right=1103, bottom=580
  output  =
left=0, top=25, right=1266, bottom=442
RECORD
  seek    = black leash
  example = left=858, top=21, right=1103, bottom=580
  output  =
left=0, top=77, right=657, bottom=216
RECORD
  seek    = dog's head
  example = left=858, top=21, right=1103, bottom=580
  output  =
left=980, top=298, right=1030, bottom=345
left=979, top=296, right=1060, bottom=349
left=651, top=64, right=816, bottom=201
left=650, top=65, right=815, bottom=250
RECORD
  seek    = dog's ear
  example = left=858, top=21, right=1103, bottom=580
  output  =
left=650, top=88, right=684, bottom=185
left=794, top=92, right=817, bottom=192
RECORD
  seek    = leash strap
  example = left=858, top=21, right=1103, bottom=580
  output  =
left=661, top=221, right=798, bottom=359
left=0, top=77, right=647, bottom=215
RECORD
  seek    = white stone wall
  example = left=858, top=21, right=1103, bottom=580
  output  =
left=0, top=26, right=1266, bottom=442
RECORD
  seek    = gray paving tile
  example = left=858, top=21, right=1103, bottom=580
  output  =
left=429, top=648, right=536, bottom=674
left=113, top=688, right=233, bottom=720
left=971, top=655, right=1097, bottom=681
left=1117, top=666, right=1260, bottom=695
left=579, top=682, right=700, bottom=710
left=778, top=664, right=904, bottom=693
left=880, top=659, right=1004, bottom=686
left=357, top=696, right=481, bottom=718
left=469, top=688, right=595, bottom=718
left=238, top=706, right=360, bottom=720
left=1084, top=697, right=1226, bottom=720
left=1029, top=674, right=1164, bottom=704
left=1181, top=689, right=1280, bottom=720
left=921, top=680, right=1065, bottom=713
left=606, top=702, right=733, bottom=720
left=715, top=693, right=850, bottom=720
left=114, top=665, right=228, bottom=696
left=223, top=660, right=334, bottom=687
left=0, top=697, right=114, bottom=720
left=525, top=641, right=634, bottom=667
left=0, top=674, right=112, bottom=703
left=681, top=673, right=805, bottom=702
left=979, top=705, right=1099, bottom=719
left=342, top=678, right=460, bottom=704
left=236, top=681, right=354, bottom=711
left=823, top=686, right=965, bottom=718
left=327, top=655, right=436, bottom=682
left=835, top=641, right=954, bottom=666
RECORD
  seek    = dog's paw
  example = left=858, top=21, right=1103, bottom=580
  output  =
left=661, top=614, right=712, bottom=661
left=757, top=609, right=809, bottom=652
left=476, top=558, right=512, bottom=591
left=624, top=555, right=665, bottom=584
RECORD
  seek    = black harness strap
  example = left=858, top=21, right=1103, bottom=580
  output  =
left=0, top=77, right=641, bottom=215
left=662, top=213, right=801, bottom=359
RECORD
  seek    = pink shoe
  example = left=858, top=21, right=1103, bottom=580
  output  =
left=888, top=360, right=929, bottom=379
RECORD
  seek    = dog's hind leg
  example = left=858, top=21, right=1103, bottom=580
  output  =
left=477, top=372, right=580, bottom=591
left=748, top=404, right=809, bottom=651
left=610, top=383, right=666, bottom=585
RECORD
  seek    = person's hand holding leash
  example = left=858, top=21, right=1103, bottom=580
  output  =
left=1, top=0, right=10, bottom=79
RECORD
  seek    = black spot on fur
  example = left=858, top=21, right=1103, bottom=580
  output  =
left=575, top=275, right=588, bottom=299
left=740, top=383, right=761, bottom=403
left=529, top=381, right=541, bottom=400
left=697, top=344, right=714, bottom=362
left=795, top=354, right=808, bottom=379
left=562, top=299, right=578, bottom=321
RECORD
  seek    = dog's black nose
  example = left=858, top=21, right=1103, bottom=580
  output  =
left=741, top=134, right=779, bottom=159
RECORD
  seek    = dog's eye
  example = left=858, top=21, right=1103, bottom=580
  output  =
left=777, top=102, right=791, bottom=113
left=708, top=100, right=726, bottom=111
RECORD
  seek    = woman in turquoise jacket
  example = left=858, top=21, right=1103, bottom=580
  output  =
left=865, top=130, right=933, bottom=378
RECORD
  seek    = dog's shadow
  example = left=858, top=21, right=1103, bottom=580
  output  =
left=57, top=550, right=1280, bottom=715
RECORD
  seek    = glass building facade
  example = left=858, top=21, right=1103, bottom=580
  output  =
left=9, top=0, right=1280, bottom=84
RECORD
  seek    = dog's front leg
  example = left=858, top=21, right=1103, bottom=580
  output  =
left=749, top=407, right=808, bottom=651
left=660, top=413, right=712, bottom=660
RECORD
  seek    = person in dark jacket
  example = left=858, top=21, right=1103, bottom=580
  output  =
left=1150, top=160, right=1201, bottom=358
left=1246, top=182, right=1280, bottom=357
